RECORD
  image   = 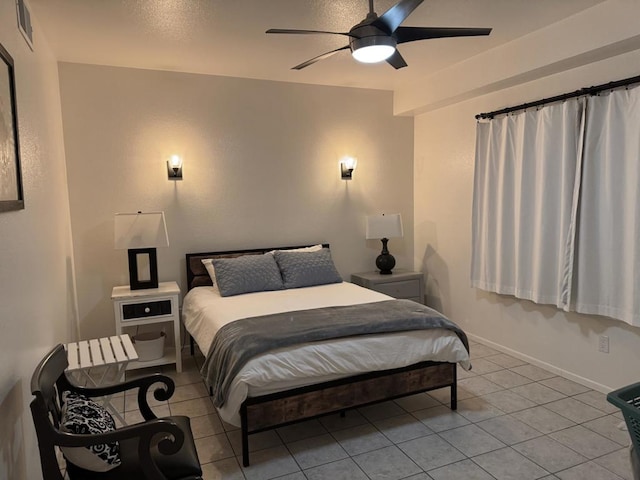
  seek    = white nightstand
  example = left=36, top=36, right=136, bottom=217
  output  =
left=351, top=269, right=425, bottom=304
left=111, top=281, right=182, bottom=373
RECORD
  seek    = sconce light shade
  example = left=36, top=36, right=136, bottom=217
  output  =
left=114, top=211, right=169, bottom=290
left=340, top=156, right=358, bottom=179
left=366, top=213, right=403, bottom=275
left=167, top=155, right=183, bottom=180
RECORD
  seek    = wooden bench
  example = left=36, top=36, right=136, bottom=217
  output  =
left=64, top=334, right=139, bottom=424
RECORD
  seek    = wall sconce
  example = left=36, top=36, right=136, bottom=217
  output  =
left=340, top=156, right=357, bottom=179
left=167, top=154, right=183, bottom=180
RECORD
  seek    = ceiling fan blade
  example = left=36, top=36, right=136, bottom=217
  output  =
left=292, top=45, right=351, bottom=70
left=266, top=28, right=351, bottom=37
left=386, top=50, right=408, bottom=69
left=396, top=26, right=492, bottom=43
left=373, top=0, right=424, bottom=33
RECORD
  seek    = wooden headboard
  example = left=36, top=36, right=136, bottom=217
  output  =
left=185, top=244, right=330, bottom=291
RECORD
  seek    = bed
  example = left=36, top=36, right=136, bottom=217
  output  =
left=183, top=244, right=470, bottom=466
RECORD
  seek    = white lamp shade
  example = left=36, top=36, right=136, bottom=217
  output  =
left=366, top=213, right=403, bottom=239
left=341, top=156, right=357, bottom=170
left=114, top=212, right=169, bottom=249
left=169, top=155, right=182, bottom=169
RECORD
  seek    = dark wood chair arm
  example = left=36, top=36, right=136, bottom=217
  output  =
left=64, top=373, right=175, bottom=420
left=31, top=345, right=202, bottom=480
left=54, top=418, right=185, bottom=480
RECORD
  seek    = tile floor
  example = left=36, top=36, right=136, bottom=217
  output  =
left=112, top=339, right=635, bottom=480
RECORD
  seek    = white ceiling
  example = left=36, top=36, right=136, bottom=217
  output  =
left=30, top=0, right=605, bottom=92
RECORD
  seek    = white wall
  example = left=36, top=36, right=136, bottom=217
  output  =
left=57, top=63, right=414, bottom=341
left=6, top=1, right=636, bottom=475
left=0, top=0, right=76, bottom=478
left=412, top=0, right=640, bottom=391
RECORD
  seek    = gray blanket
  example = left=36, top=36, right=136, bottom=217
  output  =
left=201, top=299, right=469, bottom=407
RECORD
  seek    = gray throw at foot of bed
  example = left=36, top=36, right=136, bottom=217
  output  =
left=201, top=299, right=469, bottom=407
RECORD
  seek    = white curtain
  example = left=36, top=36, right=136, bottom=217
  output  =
left=471, top=100, right=585, bottom=308
left=573, top=86, right=640, bottom=326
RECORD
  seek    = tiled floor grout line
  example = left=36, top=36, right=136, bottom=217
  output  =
left=277, top=430, right=312, bottom=479
left=206, top=380, right=619, bottom=479
left=116, top=345, right=633, bottom=480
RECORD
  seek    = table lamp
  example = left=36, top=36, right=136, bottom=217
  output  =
left=114, top=211, right=169, bottom=290
left=366, top=213, right=403, bottom=275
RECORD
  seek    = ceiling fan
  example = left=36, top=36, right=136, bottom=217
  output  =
left=266, top=0, right=492, bottom=70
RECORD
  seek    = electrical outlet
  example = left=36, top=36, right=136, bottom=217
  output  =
left=598, top=335, right=610, bottom=353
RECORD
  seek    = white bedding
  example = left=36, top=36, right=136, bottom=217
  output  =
left=182, top=281, right=470, bottom=426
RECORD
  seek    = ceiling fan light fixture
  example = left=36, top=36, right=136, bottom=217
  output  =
left=351, top=36, right=396, bottom=63
left=267, top=0, right=493, bottom=70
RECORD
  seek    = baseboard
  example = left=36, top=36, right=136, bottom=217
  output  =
left=466, top=332, right=612, bottom=394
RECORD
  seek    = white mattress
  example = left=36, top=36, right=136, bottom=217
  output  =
left=182, top=282, right=470, bottom=426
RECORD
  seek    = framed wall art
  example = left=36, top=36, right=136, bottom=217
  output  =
left=0, top=42, right=24, bottom=212
left=16, top=0, right=34, bottom=51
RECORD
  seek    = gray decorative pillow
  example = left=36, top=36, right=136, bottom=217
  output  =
left=213, top=254, right=284, bottom=297
left=274, top=248, right=343, bottom=289
left=60, top=391, right=121, bottom=472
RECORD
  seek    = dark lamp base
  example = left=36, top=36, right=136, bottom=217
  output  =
left=375, top=238, right=396, bottom=275
left=376, top=253, right=396, bottom=274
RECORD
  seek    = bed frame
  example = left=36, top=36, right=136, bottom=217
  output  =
left=185, top=245, right=459, bottom=467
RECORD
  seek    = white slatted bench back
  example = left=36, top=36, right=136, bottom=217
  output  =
left=66, top=334, right=139, bottom=372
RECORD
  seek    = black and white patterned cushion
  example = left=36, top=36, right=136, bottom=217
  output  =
left=60, top=391, right=121, bottom=472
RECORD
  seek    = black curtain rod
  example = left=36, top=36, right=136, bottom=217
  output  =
left=475, top=73, right=640, bottom=120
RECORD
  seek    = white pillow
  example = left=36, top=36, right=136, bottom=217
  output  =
left=266, top=244, right=323, bottom=255
left=201, top=258, right=220, bottom=295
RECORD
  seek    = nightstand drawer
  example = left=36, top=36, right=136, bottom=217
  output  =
left=375, top=279, right=420, bottom=298
left=122, top=300, right=171, bottom=320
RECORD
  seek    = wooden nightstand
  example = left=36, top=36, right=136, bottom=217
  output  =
left=111, top=281, right=182, bottom=372
left=351, top=269, right=425, bottom=304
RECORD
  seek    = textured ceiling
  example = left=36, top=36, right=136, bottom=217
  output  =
left=30, top=0, right=605, bottom=92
